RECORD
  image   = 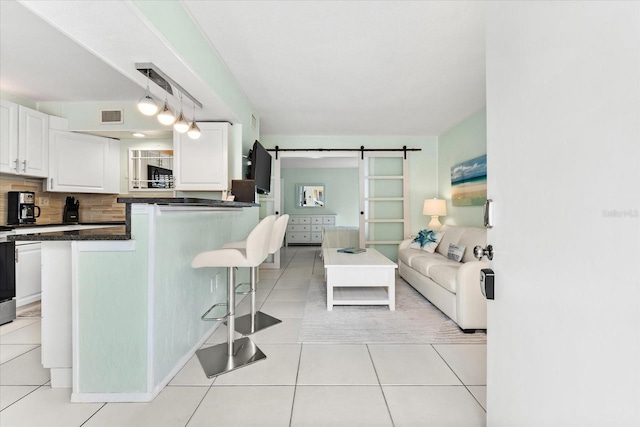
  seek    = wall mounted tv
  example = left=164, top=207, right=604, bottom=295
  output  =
left=248, top=140, right=272, bottom=195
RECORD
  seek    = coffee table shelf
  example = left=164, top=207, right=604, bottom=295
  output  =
left=332, top=287, right=391, bottom=307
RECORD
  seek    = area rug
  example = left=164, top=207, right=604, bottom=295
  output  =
left=299, top=277, right=487, bottom=344
left=17, top=306, right=41, bottom=318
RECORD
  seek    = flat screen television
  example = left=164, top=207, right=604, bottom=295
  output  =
left=248, top=140, right=272, bottom=195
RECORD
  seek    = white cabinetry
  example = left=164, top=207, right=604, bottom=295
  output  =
left=0, top=100, right=49, bottom=177
left=48, top=130, right=120, bottom=193
left=15, top=242, right=41, bottom=307
left=173, top=122, right=231, bottom=191
left=286, top=214, right=336, bottom=245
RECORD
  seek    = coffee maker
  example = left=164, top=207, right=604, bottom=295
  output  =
left=7, top=191, right=40, bottom=225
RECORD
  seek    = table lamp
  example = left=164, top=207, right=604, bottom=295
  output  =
left=423, top=198, right=447, bottom=231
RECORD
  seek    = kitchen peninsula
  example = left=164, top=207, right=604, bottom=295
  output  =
left=9, top=197, right=259, bottom=403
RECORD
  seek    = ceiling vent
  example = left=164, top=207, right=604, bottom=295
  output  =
left=101, top=109, right=123, bottom=124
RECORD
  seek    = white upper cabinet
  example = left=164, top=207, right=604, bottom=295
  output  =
left=0, top=100, right=18, bottom=174
left=48, top=130, right=120, bottom=193
left=0, top=100, right=49, bottom=177
left=173, top=122, right=231, bottom=191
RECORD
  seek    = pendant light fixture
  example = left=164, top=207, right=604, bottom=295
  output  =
left=135, top=64, right=204, bottom=131
left=137, top=70, right=158, bottom=116
left=187, top=101, right=201, bottom=139
left=173, top=93, right=190, bottom=134
left=157, top=93, right=175, bottom=125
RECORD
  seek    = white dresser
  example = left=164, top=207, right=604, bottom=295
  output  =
left=286, top=214, right=336, bottom=245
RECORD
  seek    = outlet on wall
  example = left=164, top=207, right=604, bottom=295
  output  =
left=39, top=197, right=49, bottom=207
left=211, top=273, right=220, bottom=293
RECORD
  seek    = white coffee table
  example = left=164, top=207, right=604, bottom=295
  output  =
left=322, top=248, right=398, bottom=311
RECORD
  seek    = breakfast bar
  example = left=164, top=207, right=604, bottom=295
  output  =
left=8, top=198, right=259, bottom=402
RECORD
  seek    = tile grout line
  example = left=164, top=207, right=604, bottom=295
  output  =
left=431, top=344, right=487, bottom=413
left=288, top=341, right=304, bottom=427
left=78, top=402, right=108, bottom=427
left=183, top=383, right=216, bottom=427
left=366, top=344, right=396, bottom=427
left=0, top=343, right=40, bottom=366
left=254, top=245, right=298, bottom=310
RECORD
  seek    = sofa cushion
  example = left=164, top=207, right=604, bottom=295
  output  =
left=436, top=226, right=467, bottom=257
left=412, top=253, right=462, bottom=278
left=457, top=227, right=487, bottom=262
left=409, top=229, right=444, bottom=253
left=398, top=247, right=430, bottom=268
left=447, top=243, right=466, bottom=262
left=429, top=265, right=460, bottom=293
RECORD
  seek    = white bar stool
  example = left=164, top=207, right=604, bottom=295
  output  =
left=191, top=215, right=275, bottom=378
left=223, top=214, right=289, bottom=335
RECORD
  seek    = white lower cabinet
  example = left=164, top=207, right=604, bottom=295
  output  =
left=15, top=242, right=41, bottom=307
left=48, top=130, right=120, bottom=193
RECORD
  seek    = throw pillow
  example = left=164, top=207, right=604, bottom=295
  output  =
left=410, top=229, right=444, bottom=253
left=447, top=243, right=466, bottom=262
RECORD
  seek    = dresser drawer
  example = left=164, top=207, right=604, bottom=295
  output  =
left=311, top=217, right=322, bottom=224
left=311, top=225, right=323, bottom=232
left=311, top=232, right=322, bottom=243
left=287, top=232, right=310, bottom=243
left=298, top=217, right=311, bottom=225
left=287, top=224, right=310, bottom=232
left=323, top=217, right=335, bottom=225
left=288, top=217, right=299, bottom=225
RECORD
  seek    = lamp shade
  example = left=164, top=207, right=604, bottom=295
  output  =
left=187, top=121, right=201, bottom=139
left=137, top=91, right=158, bottom=116
left=423, top=199, right=447, bottom=216
left=173, top=110, right=190, bottom=133
left=157, top=101, right=176, bottom=125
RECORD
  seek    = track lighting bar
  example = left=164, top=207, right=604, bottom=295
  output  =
left=135, top=62, right=203, bottom=109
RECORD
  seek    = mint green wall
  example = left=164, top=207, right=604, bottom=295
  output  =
left=282, top=168, right=359, bottom=226
left=38, top=101, right=165, bottom=133
left=0, top=91, right=37, bottom=109
left=76, top=207, right=257, bottom=393
left=78, top=215, right=150, bottom=393
left=261, top=135, right=438, bottom=236
left=438, top=108, right=487, bottom=227
left=152, top=208, right=256, bottom=385
left=132, top=1, right=260, bottom=152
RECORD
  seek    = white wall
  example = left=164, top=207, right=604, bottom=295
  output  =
left=486, top=2, right=639, bottom=425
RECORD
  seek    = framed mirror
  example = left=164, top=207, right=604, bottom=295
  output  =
left=129, top=149, right=174, bottom=191
left=297, top=184, right=325, bottom=207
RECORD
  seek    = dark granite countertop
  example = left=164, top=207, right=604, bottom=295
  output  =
left=8, top=226, right=129, bottom=241
left=117, top=197, right=259, bottom=208
left=3, top=221, right=126, bottom=230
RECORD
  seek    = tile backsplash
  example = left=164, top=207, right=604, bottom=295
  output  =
left=1, top=175, right=125, bottom=224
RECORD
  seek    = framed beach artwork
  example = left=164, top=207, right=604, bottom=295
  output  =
left=451, top=155, right=487, bottom=206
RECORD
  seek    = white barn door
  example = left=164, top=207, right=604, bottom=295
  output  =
left=359, top=152, right=410, bottom=261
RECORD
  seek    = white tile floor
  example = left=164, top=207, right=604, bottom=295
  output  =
left=0, top=246, right=486, bottom=427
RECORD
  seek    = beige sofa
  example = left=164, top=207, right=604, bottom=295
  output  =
left=398, top=225, right=488, bottom=332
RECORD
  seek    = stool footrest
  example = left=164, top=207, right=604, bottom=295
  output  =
left=234, top=282, right=251, bottom=295
left=201, top=303, right=229, bottom=321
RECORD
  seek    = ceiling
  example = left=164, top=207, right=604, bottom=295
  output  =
left=0, top=0, right=485, bottom=138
